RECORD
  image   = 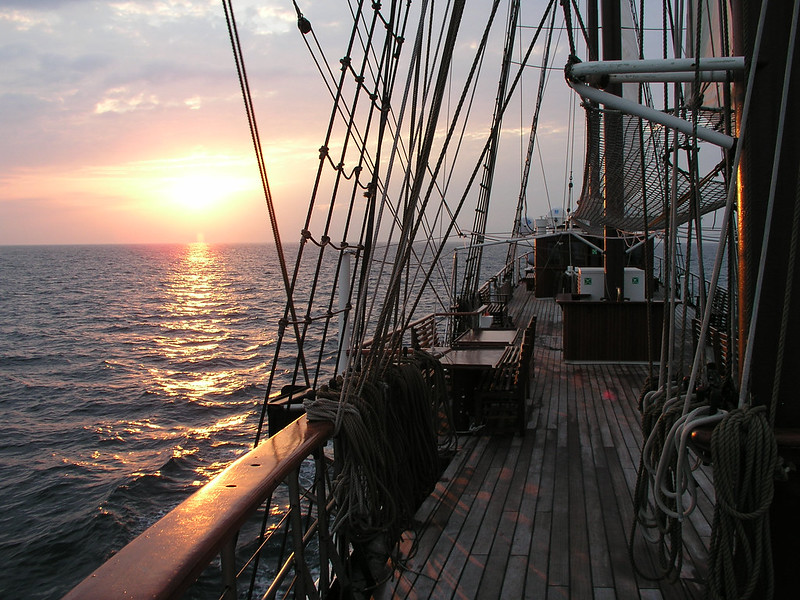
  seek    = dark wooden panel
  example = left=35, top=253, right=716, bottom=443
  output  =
left=557, top=298, right=664, bottom=362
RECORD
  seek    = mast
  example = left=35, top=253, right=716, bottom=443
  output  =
left=601, top=0, right=625, bottom=300
left=734, top=0, right=800, bottom=593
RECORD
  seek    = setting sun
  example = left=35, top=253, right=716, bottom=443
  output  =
left=166, top=172, right=248, bottom=212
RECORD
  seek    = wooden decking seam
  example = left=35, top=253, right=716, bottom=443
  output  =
left=377, top=289, right=713, bottom=599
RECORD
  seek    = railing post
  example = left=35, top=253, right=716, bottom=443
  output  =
left=288, top=469, right=319, bottom=599
left=220, top=535, right=238, bottom=600
left=314, top=449, right=330, bottom=598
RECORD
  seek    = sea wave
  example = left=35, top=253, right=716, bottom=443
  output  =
left=0, top=241, right=507, bottom=598
left=0, top=244, right=277, bottom=598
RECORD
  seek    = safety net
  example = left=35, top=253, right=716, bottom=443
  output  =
left=572, top=104, right=729, bottom=234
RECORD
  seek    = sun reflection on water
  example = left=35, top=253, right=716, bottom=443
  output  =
left=137, top=242, right=259, bottom=482
left=155, top=242, right=246, bottom=401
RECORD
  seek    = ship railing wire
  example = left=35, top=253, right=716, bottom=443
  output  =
left=652, top=252, right=729, bottom=327
left=63, top=418, right=342, bottom=600
left=358, top=250, right=530, bottom=352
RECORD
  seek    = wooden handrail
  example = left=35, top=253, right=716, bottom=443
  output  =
left=64, top=417, right=334, bottom=600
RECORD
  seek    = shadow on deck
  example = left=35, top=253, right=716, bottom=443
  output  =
left=377, top=288, right=712, bottom=599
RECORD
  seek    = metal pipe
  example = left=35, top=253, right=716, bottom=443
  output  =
left=568, top=80, right=736, bottom=148
left=221, top=536, right=238, bottom=600
left=605, top=70, right=735, bottom=83
left=337, top=250, right=352, bottom=375
left=569, top=56, right=745, bottom=77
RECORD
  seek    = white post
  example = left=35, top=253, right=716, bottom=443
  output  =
left=337, top=251, right=352, bottom=375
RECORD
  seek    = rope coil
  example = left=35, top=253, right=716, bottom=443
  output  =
left=706, top=405, right=778, bottom=600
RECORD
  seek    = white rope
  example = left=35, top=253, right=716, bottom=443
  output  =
left=639, top=0, right=772, bottom=539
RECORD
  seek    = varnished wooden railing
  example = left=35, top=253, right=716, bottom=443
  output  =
left=64, top=417, right=334, bottom=600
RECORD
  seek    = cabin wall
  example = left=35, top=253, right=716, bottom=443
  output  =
left=532, top=233, right=651, bottom=298
left=557, top=297, right=663, bottom=362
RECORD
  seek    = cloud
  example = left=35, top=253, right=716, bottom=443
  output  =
left=0, top=1, right=87, bottom=8
left=0, top=1, right=575, bottom=245
left=94, top=87, right=159, bottom=114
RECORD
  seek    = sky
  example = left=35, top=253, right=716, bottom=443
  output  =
left=0, top=0, right=579, bottom=246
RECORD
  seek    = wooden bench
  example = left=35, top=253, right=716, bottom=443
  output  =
left=409, top=313, right=439, bottom=349
left=472, top=316, right=536, bottom=435
left=478, top=281, right=511, bottom=328
left=475, top=346, right=526, bottom=435
left=520, top=315, right=536, bottom=397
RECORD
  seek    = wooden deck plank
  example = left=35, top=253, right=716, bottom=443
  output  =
left=477, top=508, right=516, bottom=597
left=566, top=374, right=593, bottom=598
left=511, top=431, right=544, bottom=557
left=472, top=438, right=513, bottom=554
left=382, top=436, right=489, bottom=599
left=380, top=294, right=714, bottom=599
left=548, top=434, right=570, bottom=587
left=524, top=509, right=551, bottom=599
left=423, top=441, right=503, bottom=599
left=501, top=555, right=527, bottom=598
left=576, top=377, right=615, bottom=589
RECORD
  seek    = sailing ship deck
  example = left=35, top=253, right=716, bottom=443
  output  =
left=378, top=287, right=713, bottom=599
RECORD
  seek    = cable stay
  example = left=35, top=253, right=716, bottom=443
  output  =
left=507, top=2, right=559, bottom=269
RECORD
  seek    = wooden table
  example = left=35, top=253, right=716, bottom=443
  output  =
left=440, top=347, right=508, bottom=430
left=439, top=347, right=508, bottom=369
left=453, top=328, right=517, bottom=347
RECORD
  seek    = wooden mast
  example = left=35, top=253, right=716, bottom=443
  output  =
left=601, top=0, right=625, bottom=300
left=734, top=0, right=800, bottom=594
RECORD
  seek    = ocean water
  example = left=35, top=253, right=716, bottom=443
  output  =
left=0, top=244, right=291, bottom=598
left=0, top=241, right=508, bottom=598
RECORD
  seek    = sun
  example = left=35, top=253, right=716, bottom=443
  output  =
left=168, top=173, right=240, bottom=212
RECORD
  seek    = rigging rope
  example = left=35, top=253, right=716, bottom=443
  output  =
left=631, top=4, right=787, bottom=598
left=507, top=1, right=558, bottom=267
left=458, top=0, right=520, bottom=306
left=221, top=0, right=313, bottom=444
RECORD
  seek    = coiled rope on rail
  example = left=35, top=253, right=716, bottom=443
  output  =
left=706, top=405, right=778, bottom=600
left=630, top=390, right=697, bottom=579
left=305, top=352, right=451, bottom=578
left=629, top=2, right=782, bottom=593
left=706, top=3, right=798, bottom=597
